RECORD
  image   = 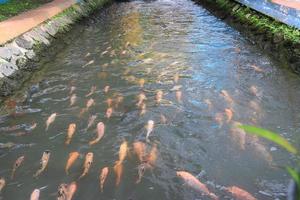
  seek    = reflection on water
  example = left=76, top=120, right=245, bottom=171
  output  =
left=1, top=0, right=300, bottom=199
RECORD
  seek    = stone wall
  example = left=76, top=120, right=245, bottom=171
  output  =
left=0, top=0, right=111, bottom=98
left=193, top=0, right=300, bottom=74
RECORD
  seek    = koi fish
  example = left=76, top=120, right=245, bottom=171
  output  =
left=99, top=167, right=109, bottom=192
left=57, top=183, right=68, bottom=200
left=86, top=86, right=96, bottom=97
left=89, top=122, right=105, bottom=145
left=86, top=115, right=97, bottom=131
left=136, top=162, right=150, bottom=184
left=86, top=98, right=95, bottom=110
left=147, top=143, right=157, bottom=166
left=224, top=108, right=233, bottom=123
left=66, top=182, right=77, bottom=200
left=174, top=73, right=179, bottom=83
left=156, top=90, right=163, bottom=104
left=101, top=50, right=108, bottom=56
left=215, top=112, right=224, bottom=126
left=250, top=64, right=263, bottom=73
left=115, top=95, right=124, bottom=108
left=70, top=94, right=77, bottom=107
left=0, top=178, right=5, bottom=192
left=137, top=92, right=147, bottom=108
left=175, top=90, right=182, bottom=103
left=113, top=162, right=123, bottom=186
left=176, top=171, right=218, bottom=200
left=139, top=78, right=145, bottom=88
left=249, top=85, right=258, bottom=96
left=82, top=60, right=94, bottom=68
left=65, top=152, right=80, bottom=175
left=26, top=122, right=37, bottom=131
left=225, top=186, right=257, bottom=200
left=146, top=120, right=154, bottom=142
left=30, top=189, right=40, bottom=200
left=11, top=155, right=25, bottom=179
left=220, top=90, right=233, bottom=106
left=106, top=107, right=113, bottom=119
left=110, top=50, right=116, bottom=57
left=45, top=113, right=57, bottom=131
left=118, top=141, right=128, bottom=164
left=106, top=98, right=113, bottom=107
left=79, top=152, right=93, bottom=179
left=230, top=122, right=246, bottom=150
left=133, top=141, right=146, bottom=162
left=80, top=99, right=95, bottom=116
left=69, top=86, right=76, bottom=95
left=65, top=123, right=76, bottom=145
left=204, top=99, right=212, bottom=111
left=85, top=52, right=91, bottom=57
left=170, top=85, right=182, bottom=91
left=34, top=150, right=50, bottom=177
left=104, top=85, right=110, bottom=94
left=140, top=103, right=146, bottom=116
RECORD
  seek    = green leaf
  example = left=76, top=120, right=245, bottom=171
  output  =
left=239, top=125, right=298, bottom=154
left=287, top=167, right=300, bottom=187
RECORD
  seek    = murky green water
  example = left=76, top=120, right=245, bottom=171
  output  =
left=1, top=0, right=300, bottom=199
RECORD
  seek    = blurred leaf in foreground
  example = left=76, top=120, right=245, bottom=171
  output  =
left=239, top=125, right=298, bottom=154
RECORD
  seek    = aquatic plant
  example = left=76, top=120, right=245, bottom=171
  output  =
left=239, top=125, right=300, bottom=199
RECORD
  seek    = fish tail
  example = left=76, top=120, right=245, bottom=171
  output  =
left=78, top=173, right=85, bottom=180
left=11, top=170, right=15, bottom=180
left=33, top=169, right=41, bottom=178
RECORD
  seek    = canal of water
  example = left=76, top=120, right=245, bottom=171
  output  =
left=1, top=0, right=300, bottom=199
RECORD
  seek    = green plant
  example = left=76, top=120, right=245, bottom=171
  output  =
left=239, top=125, right=300, bottom=198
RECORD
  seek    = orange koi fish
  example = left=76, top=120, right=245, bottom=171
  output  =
left=89, top=122, right=105, bottom=145
left=113, top=162, right=123, bottom=186
left=177, top=171, right=218, bottom=200
left=11, top=155, right=25, bottom=179
left=45, top=113, right=57, bottom=131
left=225, top=186, right=257, bottom=200
left=79, top=152, right=93, bottom=179
left=99, top=167, right=109, bottom=192
left=34, top=150, right=50, bottom=177
left=65, top=123, right=76, bottom=145
left=30, top=189, right=40, bottom=200
left=86, top=85, right=96, bottom=97
left=65, top=152, right=80, bottom=175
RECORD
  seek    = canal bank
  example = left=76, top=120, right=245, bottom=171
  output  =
left=0, top=0, right=112, bottom=100
left=193, top=0, right=300, bottom=74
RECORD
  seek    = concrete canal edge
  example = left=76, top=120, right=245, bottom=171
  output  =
left=0, top=0, right=111, bottom=100
left=193, top=0, right=300, bottom=74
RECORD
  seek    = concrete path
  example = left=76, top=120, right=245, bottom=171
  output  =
left=236, top=0, right=300, bottom=29
left=0, top=0, right=77, bottom=45
left=271, top=0, right=300, bottom=9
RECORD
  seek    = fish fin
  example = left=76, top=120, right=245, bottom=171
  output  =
left=10, top=170, right=15, bottom=180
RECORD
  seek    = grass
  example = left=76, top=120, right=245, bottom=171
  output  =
left=0, top=0, right=52, bottom=21
left=211, top=0, right=300, bottom=43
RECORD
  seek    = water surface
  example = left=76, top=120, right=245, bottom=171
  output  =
left=1, top=0, right=300, bottom=199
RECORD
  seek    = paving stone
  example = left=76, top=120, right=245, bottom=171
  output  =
left=15, top=36, right=34, bottom=50
left=25, top=50, right=36, bottom=60
left=0, top=61, right=18, bottom=77
left=0, top=47, right=14, bottom=61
